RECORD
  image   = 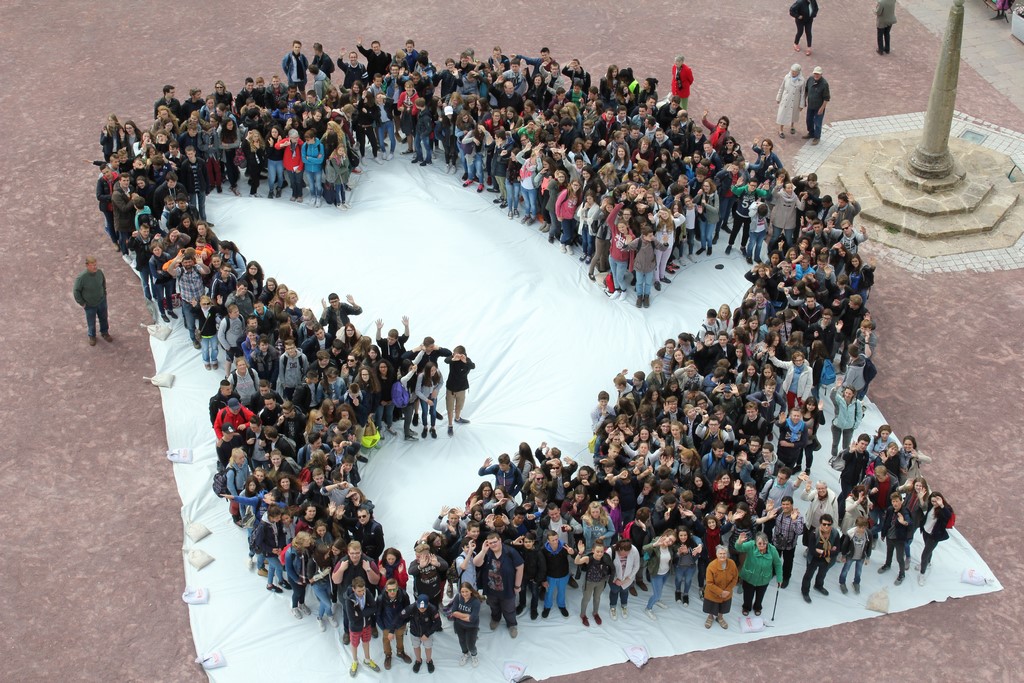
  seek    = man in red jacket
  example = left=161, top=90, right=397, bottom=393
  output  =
left=671, top=55, right=694, bottom=110
left=214, top=398, right=255, bottom=468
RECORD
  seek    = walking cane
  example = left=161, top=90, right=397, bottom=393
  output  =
left=770, top=585, right=781, bottom=621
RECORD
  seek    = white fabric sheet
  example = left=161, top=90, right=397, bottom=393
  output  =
left=152, top=162, right=1001, bottom=681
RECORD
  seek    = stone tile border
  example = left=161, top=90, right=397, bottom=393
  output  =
left=794, top=111, right=1024, bottom=273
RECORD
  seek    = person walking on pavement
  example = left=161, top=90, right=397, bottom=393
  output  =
left=73, top=256, right=112, bottom=346
left=801, top=66, right=830, bottom=145
left=875, top=0, right=897, bottom=55
left=791, top=0, right=819, bottom=56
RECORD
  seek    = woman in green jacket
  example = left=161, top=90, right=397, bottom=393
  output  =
left=736, top=532, right=783, bottom=616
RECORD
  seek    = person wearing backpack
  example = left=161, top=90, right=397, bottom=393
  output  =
left=918, top=491, right=954, bottom=586
left=254, top=505, right=288, bottom=593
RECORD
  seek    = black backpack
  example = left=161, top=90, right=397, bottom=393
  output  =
left=790, top=1, right=801, bottom=18
left=212, top=470, right=229, bottom=496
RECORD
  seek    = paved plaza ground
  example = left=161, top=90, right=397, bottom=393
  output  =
left=2, top=0, right=1022, bottom=680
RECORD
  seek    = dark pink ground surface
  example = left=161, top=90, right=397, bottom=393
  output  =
left=2, top=1, right=1022, bottom=680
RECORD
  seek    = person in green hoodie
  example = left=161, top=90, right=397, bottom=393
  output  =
left=736, top=532, right=783, bottom=616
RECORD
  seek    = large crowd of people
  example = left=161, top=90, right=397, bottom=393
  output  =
left=90, top=34, right=956, bottom=677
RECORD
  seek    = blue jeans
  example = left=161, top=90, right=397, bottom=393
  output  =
left=415, top=132, right=432, bottom=163
left=136, top=267, right=153, bottom=300
left=201, top=336, right=219, bottom=364
left=312, top=581, right=333, bottom=618
left=377, top=120, right=396, bottom=154
left=559, top=218, right=576, bottom=245
left=699, top=218, right=714, bottom=250
left=610, top=257, right=629, bottom=291
left=608, top=583, right=630, bottom=607
left=152, top=280, right=173, bottom=312
left=266, top=555, right=284, bottom=586
left=100, top=208, right=117, bottom=244
left=521, top=186, right=538, bottom=218
left=84, top=298, right=109, bottom=338
left=420, top=397, right=439, bottom=427
left=267, top=159, right=284, bottom=193
left=181, top=302, right=200, bottom=343
left=717, top=195, right=736, bottom=233
left=674, top=564, right=697, bottom=594
left=303, top=169, right=323, bottom=200
left=374, top=403, right=394, bottom=431
left=467, top=154, right=483, bottom=182
left=508, top=181, right=522, bottom=213
left=635, top=269, right=655, bottom=297
left=581, top=228, right=594, bottom=256
left=806, top=108, right=826, bottom=140
left=747, top=231, right=766, bottom=262
left=544, top=575, right=569, bottom=609
left=189, top=189, right=207, bottom=221
left=839, top=558, right=864, bottom=585
left=646, top=572, right=669, bottom=609
left=287, top=170, right=303, bottom=199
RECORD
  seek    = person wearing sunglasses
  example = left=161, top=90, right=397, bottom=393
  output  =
left=800, top=514, right=841, bottom=603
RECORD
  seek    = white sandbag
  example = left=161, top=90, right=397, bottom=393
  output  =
left=144, top=323, right=172, bottom=340
left=167, top=448, right=193, bottom=464
left=738, top=615, right=766, bottom=633
left=503, top=661, right=528, bottom=682
left=196, top=651, right=227, bottom=669
left=145, top=372, right=175, bottom=387
left=961, top=568, right=992, bottom=586
left=866, top=587, right=890, bottom=614
left=623, top=645, right=650, bottom=668
left=182, top=587, right=210, bottom=604
left=187, top=548, right=215, bottom=570
left=186, top=521, right=211, bottom=542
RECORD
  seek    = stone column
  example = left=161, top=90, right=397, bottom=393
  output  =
left=907, top=0, right=965, bottom=179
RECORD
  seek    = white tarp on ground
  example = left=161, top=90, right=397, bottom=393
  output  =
left=151, top=161, right=1000, bottom=682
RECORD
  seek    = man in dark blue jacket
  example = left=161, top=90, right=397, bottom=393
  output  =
left=282, top=40, right=309, bottom=91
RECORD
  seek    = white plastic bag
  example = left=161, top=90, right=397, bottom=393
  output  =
left=196, top=651, right=227, bottom=669
left=502, top=661, right=528, bottom=682
left=182, top=587, right=210, bottom=604
left=145, top=323, right=172, bottom=341
left=866, top=587, right=890, bottom=613
left=624, top=645, right=650, bottom=668
left=186, top=521, right=211, bottom=542
left=961, top=568, right=991, bottom=586
left=738, top=615, right=766, bottom=633
left=145, top=372, right=175, bottom=387
left=167, top=448, right=193, bottom=464
left=187, top=549, right=215, bottom=570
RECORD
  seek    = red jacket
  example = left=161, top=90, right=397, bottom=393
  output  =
left=671, top=64, right=693, bottom=99
left=276, top=138, right=304, bottom=172
left=213, top=405, right=255, bottom=440
left=378, top=558, right=409, bottom=590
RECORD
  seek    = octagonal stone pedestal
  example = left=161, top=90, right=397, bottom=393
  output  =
left=814, top=133, right=1023, bottom=258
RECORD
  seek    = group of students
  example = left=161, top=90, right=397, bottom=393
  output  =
left=90, top=36, right=956, bottom=676
left=97, top=36, right=872, bottom=316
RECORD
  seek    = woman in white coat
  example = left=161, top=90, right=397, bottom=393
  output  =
left=767, top=347, right=814, bottom=409
left=776, top=64, right=805, bottom=139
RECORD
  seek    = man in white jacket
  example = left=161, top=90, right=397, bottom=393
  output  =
left=799, top=474, right=839, bottom=536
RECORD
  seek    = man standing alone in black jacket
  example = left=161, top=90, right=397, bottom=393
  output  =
left=444, top=345, right=476, bottom=437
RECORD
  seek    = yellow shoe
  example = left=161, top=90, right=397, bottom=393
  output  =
left=349, top=662, right=358, bottom=677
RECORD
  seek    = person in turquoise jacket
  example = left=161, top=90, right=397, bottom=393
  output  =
left=301, top=130, right=326, bottom=207
left=736, top=532, right=783, bottom=616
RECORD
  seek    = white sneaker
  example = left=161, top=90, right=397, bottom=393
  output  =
left=610, top=607, right=617, bottom=621
left=300, top=604, right=311, bottom=615
left=655, top=601, right=668, bottom=610
left=560, top=244, right=567, bottom=253
left=374, top=155, right=384, bottom=165
left=459, top=654, right=469, bottom=667
left=328, top=614, right=338, bottom=627
left=621, top=606, right=628, bottom=619
left=471, top=655, right=479, bottom=668
left=291, top=608, right=303, bottom=620
left=609, top=291, right=621, bottom=300
left=247, top=557, right=255, bottom=570
left=646, top=608, right=657, bottom=621
left=566, top=245, right=574, bottom=256
left=318, top=617, right=326, bottom=632
left=918, top=574, right=926, bottom=586
left=342, top=203, right=351, bottom=210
